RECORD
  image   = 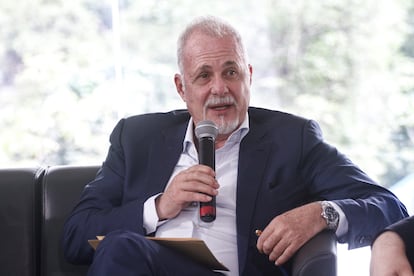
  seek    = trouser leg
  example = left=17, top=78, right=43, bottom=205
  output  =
left=87, top=230, right=223, bottom=276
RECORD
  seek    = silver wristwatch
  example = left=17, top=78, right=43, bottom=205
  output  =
left=320, top=201, right=339, bottom=230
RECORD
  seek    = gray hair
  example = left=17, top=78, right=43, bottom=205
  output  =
left=176, top=16, right=248, bottom=74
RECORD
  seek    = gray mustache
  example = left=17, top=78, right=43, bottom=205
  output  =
left=205, top=96, right=235, bottom=106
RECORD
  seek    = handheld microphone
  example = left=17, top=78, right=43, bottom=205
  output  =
left=195, top=120, right=218, bottom=223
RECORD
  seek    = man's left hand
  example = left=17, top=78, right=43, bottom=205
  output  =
left=256, top=202, right=327, bottom=265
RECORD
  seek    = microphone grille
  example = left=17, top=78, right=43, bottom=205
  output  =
left=195, top=120, right=218, bottom=139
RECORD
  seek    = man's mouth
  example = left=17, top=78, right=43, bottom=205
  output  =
left=204, top=95, right=236, bottom=115
left=210, top=104, right=233, bottom=111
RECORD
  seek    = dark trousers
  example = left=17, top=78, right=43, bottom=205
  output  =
left=88, top=230, right=225, bottom=276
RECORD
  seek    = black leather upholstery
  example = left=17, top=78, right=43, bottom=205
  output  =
left=292, top=230, right=337, bottom=276
left=40, top=165, right=99, bottom=276
left=0, top=165, right=337, bottom=276
left=0, top=167, right=43, bottom=276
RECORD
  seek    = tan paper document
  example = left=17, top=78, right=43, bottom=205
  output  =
left=88, top=236, right=229, bottom=271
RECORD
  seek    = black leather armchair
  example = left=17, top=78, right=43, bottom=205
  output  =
left=292, top=230, right=337, bottom=276
left=40, top=165, right=97, bottom=276
left=0, top=167, right=43, bottom=276
left=0, top=165, right=337, bottom=276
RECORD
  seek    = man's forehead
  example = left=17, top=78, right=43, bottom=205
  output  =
left=185, top=32, right=238, bottom=52
left=185, top=46, right=243, bottom=70
left=196, top=60, right=239, bottom=70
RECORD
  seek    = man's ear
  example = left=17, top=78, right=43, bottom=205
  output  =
left=174, top=74, right=186, bottom=102
left=248, top=64, right=253, bottom=85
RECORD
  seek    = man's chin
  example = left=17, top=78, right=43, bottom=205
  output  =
left=216, top=118, right=240, bottom=136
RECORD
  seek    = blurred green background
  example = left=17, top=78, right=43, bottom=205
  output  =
left=1, top=0, right=413, bottom=189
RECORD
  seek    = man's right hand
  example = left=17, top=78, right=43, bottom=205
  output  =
left=155, top=164, right=219, bottom=220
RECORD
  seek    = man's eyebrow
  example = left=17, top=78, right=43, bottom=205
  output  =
left=222, top=60, right=239, bottom=68
left=224, top=60, right=237, bottom=66
left=199, top=64, right=212, bottom=71
left=192, top=64, right=212, bottom=75
left=192, top=61, right=239, bottom=77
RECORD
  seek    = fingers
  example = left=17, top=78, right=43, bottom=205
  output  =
left=256, top=203, right=323, bottom=266
left=257, top=228, right=298, bottom=265
left=171, top=165, right=219, bottom=201
left=270, top=242, right=296, bottom=265
left=155, top=165, right=219, bottom=220
left=257, top=231, right=303, bottom=265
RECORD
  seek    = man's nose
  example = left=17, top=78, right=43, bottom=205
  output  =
left=210, top=77, right=229, bottom=95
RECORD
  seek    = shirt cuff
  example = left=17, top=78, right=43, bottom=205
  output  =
left=143, top=193, right=167, bottom=234
left=329, top=201, right=348, bottom=238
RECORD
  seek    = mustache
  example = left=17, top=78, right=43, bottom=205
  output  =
left=204, top=95, right=236, bottom=107
left=203, top=95, right=237, bottom=120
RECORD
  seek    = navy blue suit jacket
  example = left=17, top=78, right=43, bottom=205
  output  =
left=63, top=107, right=408, bottom=275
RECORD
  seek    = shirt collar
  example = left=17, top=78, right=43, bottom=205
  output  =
left=182, top=114, right=250, bottom=153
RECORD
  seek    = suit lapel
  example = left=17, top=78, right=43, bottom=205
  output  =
left=236, top=115, right=273, bottom=273
left=145, top=121, right=188, bottom=193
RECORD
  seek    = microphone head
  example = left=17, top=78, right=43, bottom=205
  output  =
left=195, top=120, right=218, bottom=140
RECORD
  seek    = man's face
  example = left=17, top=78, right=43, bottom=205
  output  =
left=174, top=32, right=252, bottom=136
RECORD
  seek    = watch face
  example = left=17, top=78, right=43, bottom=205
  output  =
left=326, top=206, right=338, bottom=220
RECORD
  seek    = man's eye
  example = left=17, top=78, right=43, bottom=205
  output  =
left=226, top=69, right=238, bottom=78
left=200, top=72, right=209, bottom=78
left=193, top=72, right=210, bottom=85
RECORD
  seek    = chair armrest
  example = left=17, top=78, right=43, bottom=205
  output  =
left=292, top=230, right=337, bottom=276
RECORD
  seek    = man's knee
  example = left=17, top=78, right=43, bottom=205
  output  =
left=97, top=229, right=149, bottom=255
left=90, top=230, right=158, bottom=275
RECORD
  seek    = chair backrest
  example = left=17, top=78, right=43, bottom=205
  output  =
left=0, top=167, right=43, bottom=276
left=40, top=165, right=99, bottom=276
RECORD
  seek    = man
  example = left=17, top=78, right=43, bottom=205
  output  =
left=370, top=216, right=414, bottom=276
left=63, top=16, right=408, bottom=275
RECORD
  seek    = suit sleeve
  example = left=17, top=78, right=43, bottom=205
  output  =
left=62, top=118, right=146, bottom=264
left=301, top=120, right=408, bottom=249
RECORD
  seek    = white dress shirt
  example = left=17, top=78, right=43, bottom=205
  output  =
left=143, top=116, right=249, bottom=275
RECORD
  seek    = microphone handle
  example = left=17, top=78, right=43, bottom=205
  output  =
left=198, top=136, right=216, bottom=222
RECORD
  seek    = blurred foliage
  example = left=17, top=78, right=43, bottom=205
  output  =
left=261, top=0, right=414, bottom=186
left=0, top=0, right=413, bottom=186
